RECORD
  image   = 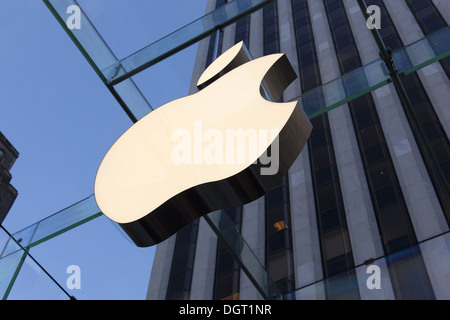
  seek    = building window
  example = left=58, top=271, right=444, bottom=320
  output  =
left=166, top=221, right=199, bottom=300
left=213, top=207, right=242, bottom=300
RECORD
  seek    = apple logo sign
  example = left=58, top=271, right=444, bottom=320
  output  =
left=94, top=42, right=312, bottom=247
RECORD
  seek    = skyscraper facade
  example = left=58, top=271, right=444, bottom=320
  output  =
left=147, top=0, right=450, bottom=300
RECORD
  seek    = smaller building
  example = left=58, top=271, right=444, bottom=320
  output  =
left=0, top=132, right=19, bottom=225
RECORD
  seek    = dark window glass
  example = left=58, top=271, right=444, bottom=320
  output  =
left=325, top=270, right=360, bottom=299
left=387, top=246, right=435, bottom=300
left=167, top=270, right=191, bottom=296
left=213, top=205, right=242, bottom=300
left=413, top=101, right=437, bottom=123
left=322, top=228, right=353, bottom=273
left=267, top=251, right=293, bottom=282
left=170, top=244, right=191, bottom=273
left=175, top=225, right=196, bottom=244
left=315, top=166, right=334, bottom=187
left=378, top=205, right=415, bottom=254
left=311, top=115, right=326, bottom=131
left=334, top=34, right=354, bottom=49
left=401, top=76, right=429, bottom=104
left=312, top=145, right=332, bottom=170
left=310, top=130, right=328, bottom=150
left=267, top=186, right=286, bottom=208
left=364, top=144, right=385, bottom=165
left=268, top=229, right=290, bottom=254
left=442, top=161, right=450, bottom=181
left=375, top=185, right=397, bottom=210
left=166, top=221, right=198, bottom=300
left=326, top=254, right=352, bottom=276
left=359, top=125, right=382, bottom=149
left=317, top=183, right=338, bottom=212
left=214, top=272, right=238, bottom=300
left=217, top=253, right=235, bottom=275
left=354, top=109, right=375, bottom=129
left=431, top=138, right=450, bottom=165
left=422, top=121, right=441, bottom=140
left=340, top=56, right=360, bottom=72
left=320, top=208, right=341, bottom=232
left=369, top=164, right=392, bottom=188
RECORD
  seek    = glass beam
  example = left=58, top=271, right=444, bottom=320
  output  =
left=42, top=0, right=153, bottom=121
left=393, top=26, right=450, bottom=75
left=102, top=0, right=277, bottom=85
left=2, top=195, right=101, bottom=258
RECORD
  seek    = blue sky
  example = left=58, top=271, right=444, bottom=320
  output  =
left=0, top=0, right=206, bottom=299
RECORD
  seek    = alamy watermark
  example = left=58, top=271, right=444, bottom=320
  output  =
left=171, top=121, right=280, bottom=176
left=366, top=5, right=381, bottom=30
left=66, top=5, right=81, bottom=30
left=66, top=265, right=81, bottom=290
left=366, top=264, right=381, bottom=290
left=63, top=4, right=380, bottom=33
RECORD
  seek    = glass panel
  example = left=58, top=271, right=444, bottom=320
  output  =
left=6, top=255, right=69, bottom=300
left=393, top=26, right=450, bottom=75
left=43, top=0, right=154, bottom=116
left=112, top=78, right=153, bottom=121
left=293, top=231, right=450, bottom=300
left=2, top=225, right=36, bottom=256
left=43, top=0, right=118, bottom=76
left=103, top=0, right=277, bottom=84
left=296, top=59, right=390, bottom=119
left=0, top=249, right=27, bottom=300
left=9, top=195, right=102, bottom=249
left=27, top=214, right=154, bottom=300
left=131, top=42, right=200, bottom=111
left=204, top=210, right=283, bottom=300
left=76, top=0, right=208, bottom=60
left=0, top=237, right=22, bottom=258
left=0, top=228, right=9, bottom=257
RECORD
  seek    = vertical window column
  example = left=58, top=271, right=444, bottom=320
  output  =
left=323, top=0, right=415, bottom=256
left=265, top=177, right=296, bottom=296
left=235, top=16, right=250, bottom=48
left=292, top=0, right=359, bottom=299
left=263, top=2, right=296, bottom=297
left=166, top=222, right=199, bottom=300
left=205, top=0, right=227, bottom=68
left=213, top=207, right=243, bottom=300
